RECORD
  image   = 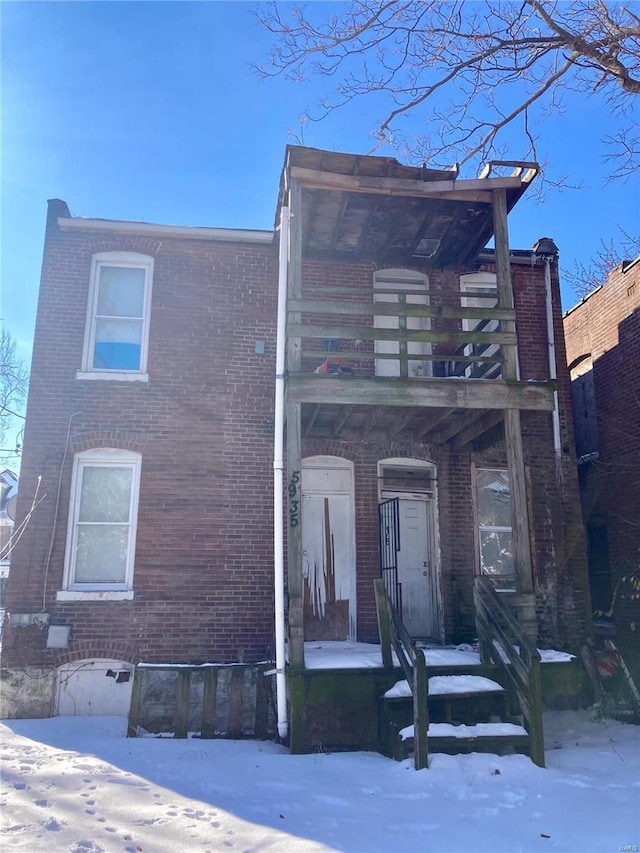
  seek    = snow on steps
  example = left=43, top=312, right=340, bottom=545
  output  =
left=380, top=674, right=529, bottom=760
left=396, top=721, right=530, bottom=759
left=400, top=722, right=527, bottom=740
left=384, top=675, right=505, bottom=699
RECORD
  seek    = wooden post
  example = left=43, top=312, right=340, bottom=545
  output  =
left=412, top=648, right=429, bottom=770
left=126, top=667, right=144, bottom=738
left=254, top=666, right=271, bottom=738
left=201, top=667, right=218, bottom=739
left=227, top=667, right=245, bottom=737
left=286, top=175, right=306, bottom=754
left=286, top=176, right=305, bottom=671
left=374, top=578, right=393, bottom=668
left=174, top=670, right=191, bottom=739
left=288, top=672, right=307, bottom=754
left=493, top=189, right=537, bottom=646
left=528, top=656, right=545, bottom=767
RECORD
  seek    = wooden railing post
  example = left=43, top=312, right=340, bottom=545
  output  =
left=174, top=670, right=191, bottom=739
left=374, top=578, right=393, bottom=668
left=374, top=578, right=430, bottom=769
left=473, top=576, right=544, bottom=768
left=413, top=648, right=429, bottom=770
left=201, top=667, right=218, bottom=739
left=528, top=656, right=545, bottom=767
left=126, top=666, right=143, bottom=738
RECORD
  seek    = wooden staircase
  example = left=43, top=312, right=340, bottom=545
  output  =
left=374, top=577, right=545, bottom=768
left=379, top=669, right=530, bottom=762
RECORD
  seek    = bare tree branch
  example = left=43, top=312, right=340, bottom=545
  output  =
left=563, top=227, right=640, bottom=297
left=256, top=0, right=640, bottom=178
left=0, top=330, right=28, bottom=450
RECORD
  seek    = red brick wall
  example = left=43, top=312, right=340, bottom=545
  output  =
left=4, top=215, right=279, bottom=668
left=4, top=215, right=591, bottom=679
left=563, top=261, right=640, bottom=646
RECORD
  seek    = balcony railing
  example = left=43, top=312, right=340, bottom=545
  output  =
left=287, top=287, right=514, bottom=380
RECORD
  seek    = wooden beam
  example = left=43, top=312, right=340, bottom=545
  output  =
left=493, top=188, right=519, bottom=378
left=332, top=406, right=350, bottom=437
left=288, top=322, right=518, bottom=347
left=286, top=177, right=305, bottom=672
left=493, top=188, right=535, bottom=637
left=452, top=410, right=504, bottom=448
left=290, top=165, right=521, bottom=199
left=287, top=375, right=555, bottom=412
left=386, top=409, right=414, bottom=440
left=436, top=409, right=480, bottom=444
left=303, top=403, right=322, bottom=437
left=289, top=298, right=516, bottom=322
left=361, top=405, right=386, bottom=437
left=414, top=408, right=455, bottom=440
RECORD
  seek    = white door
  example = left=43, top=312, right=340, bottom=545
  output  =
left=302, top=459, right=356, bottom=640
left=397, top=498, right=437, bottom=638
left=56, top=659, right=134, bottom=716
left=374, top=270, right=431, bottom=378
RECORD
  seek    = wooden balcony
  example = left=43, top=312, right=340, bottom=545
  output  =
left=285, top=285, right=554, bottom=443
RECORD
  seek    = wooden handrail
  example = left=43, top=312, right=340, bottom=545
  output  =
left=289, top=298, right=516, bottom=323
left=473, top=576, right=545, bottom=766
left=374, top=578, right=429, bottom=769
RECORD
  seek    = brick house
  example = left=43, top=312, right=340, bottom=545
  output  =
left=563, top=258, right=640, bottom=664
left=3, top=147, right=591, bottom=751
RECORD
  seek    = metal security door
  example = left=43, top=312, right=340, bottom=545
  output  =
left=378, top=498, right=401, bottom=614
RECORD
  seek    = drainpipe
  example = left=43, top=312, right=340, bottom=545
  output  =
left=273, top=205, right=290, bottom=740
left=533, top=238, right=561, bottom=476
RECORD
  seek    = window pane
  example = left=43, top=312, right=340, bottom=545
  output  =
left=74, top=524, right=128, bottom=583
left=476, top=469, right=511, bottom=527
left=93, top=319, right=142, bottom=370
left=97, top=266, right=145, bottom=318
left=479, top=530, right=514, bottom=575
left=79, top=466, right=132, bottom=523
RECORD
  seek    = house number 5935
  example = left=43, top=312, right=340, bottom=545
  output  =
left=288, top=471, right=301, bottom=528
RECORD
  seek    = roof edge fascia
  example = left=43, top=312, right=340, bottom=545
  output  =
left=58, top=217, right=274, bottom=244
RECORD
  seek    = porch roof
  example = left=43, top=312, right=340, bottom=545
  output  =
left=277, top=145, right=538, bottom=268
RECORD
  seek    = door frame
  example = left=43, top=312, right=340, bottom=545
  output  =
left=378, top=457, right=444, bottom=643
left=302, top=456, right=357, bottom=640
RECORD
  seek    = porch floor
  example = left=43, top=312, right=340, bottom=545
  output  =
left=301, top=640, right=574, bottom=670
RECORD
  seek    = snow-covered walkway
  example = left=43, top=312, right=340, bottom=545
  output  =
left=1, top=711, right=638, bottom=852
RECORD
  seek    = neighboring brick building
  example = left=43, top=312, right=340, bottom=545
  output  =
left=2, top=146, right=591, bottom=722
left=563, top=258, right=640, bottom=658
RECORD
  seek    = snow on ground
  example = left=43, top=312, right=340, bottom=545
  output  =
left=1, top=711, right=639, bottom=853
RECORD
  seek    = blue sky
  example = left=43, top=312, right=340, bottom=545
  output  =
left=2, top=1, right=640, bottom=458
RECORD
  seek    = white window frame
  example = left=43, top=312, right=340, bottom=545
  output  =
left=59, top=448, right=141, bottom=599
left=77, top=251, right=154, bottom=381
left=472, top=465, right=514, bottom=577
left=373, top=269, right=431, bottom=378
